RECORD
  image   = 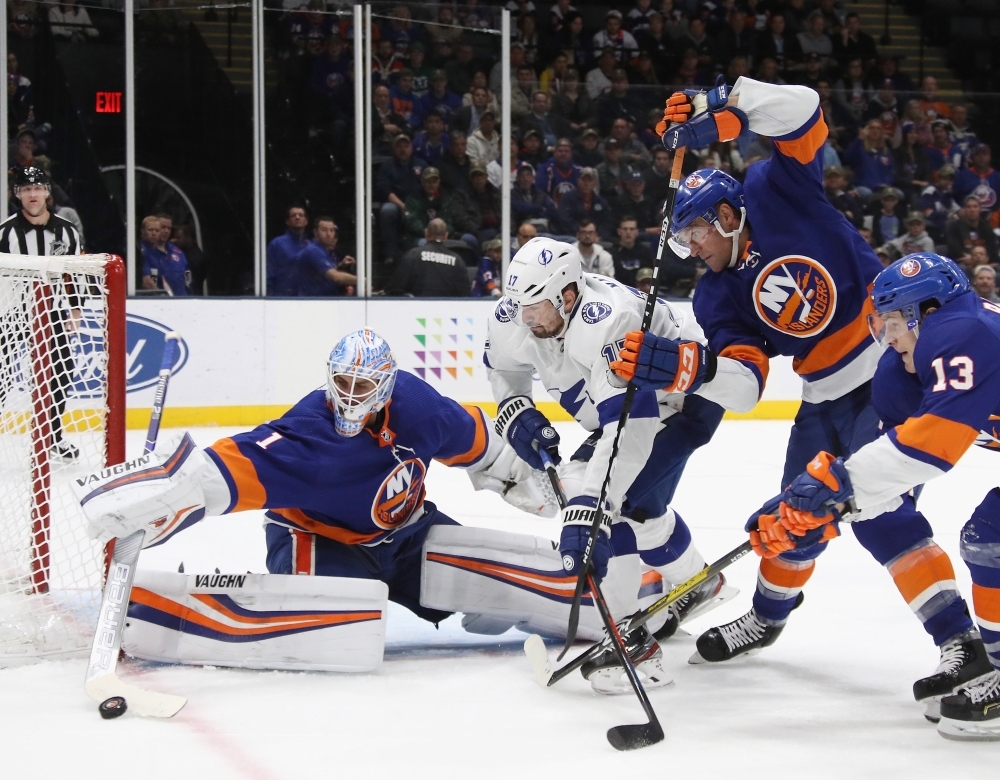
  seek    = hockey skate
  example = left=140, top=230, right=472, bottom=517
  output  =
left=581, top=625, right=673, bottom=695
left=689, top=592, right=804, bottom=664
left=50, top=439, right=79, bottom=461
left=937, top=670, right=1000, bottom=741
left=653, top=572, right=738, bottom=641
left=913, top=630, right=995, bottom=723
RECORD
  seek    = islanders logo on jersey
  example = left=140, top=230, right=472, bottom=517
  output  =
left=752, top=256, right=838, bottom=339
left=372, top=458, right=427, bottom=530
left=972, top=182, right=998, bottom=211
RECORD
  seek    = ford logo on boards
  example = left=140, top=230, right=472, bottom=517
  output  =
left=70, top=313, right=188, bottom=398
left=124, top=315, right=189, bottom=392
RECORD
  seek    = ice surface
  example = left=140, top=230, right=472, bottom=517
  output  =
left=3, top=421, right=998, bottom=778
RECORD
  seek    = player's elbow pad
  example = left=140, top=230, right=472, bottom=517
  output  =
left=71, top=433, right=210, bottom=548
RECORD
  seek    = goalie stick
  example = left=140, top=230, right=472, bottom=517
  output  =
left=559, top=145, right=689, bottom=659
left=525, top=539, right=753, bottom=689
left=533, top=451, right=664, bottom=751
left=84, top=332, right=187, bottom=718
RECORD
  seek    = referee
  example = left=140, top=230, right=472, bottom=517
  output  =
left=0, top=166, right=84, bottom=460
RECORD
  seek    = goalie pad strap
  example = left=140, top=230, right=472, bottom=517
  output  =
left=124, top=571, right=388, bottom=672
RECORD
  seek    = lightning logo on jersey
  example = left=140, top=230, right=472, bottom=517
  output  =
left=753, top=256, right=837, bottom=338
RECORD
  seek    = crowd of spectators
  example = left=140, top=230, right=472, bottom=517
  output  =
left=264, top=0, right=1000, bottom=298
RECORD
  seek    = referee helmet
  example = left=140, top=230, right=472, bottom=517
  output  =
left=13, top=166, right=51, bottom=195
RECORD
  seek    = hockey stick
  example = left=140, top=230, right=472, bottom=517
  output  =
left=559, top=146, right=688, bottom=659
left=84, top=332, right=186, bottom=718
left=533, top=451, right=664, bottom=751
left=525, top=539, right=753, bottom=688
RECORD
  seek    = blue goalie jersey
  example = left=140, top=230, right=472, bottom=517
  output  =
left=203, top=371, right=491, bottom=545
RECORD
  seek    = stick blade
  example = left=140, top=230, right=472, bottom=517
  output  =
left=606, top=721, right=665, bottom=751
left=86, top=674, right=187, bottom=718
left=523, top=634, right=553, bottom=687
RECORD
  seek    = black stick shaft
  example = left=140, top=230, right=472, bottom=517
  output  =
left=539, top=451, right=663, bottom=743
left=559, top=147, right=688, bottom=658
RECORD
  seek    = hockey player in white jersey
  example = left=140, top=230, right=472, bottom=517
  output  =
left=485, top=237, right=741, bottom=689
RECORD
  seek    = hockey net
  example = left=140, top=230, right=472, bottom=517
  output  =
left=0, top=254, right=125, bottom=666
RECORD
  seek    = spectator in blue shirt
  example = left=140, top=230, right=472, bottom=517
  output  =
left=296, top=217, right=357, bottom=297
left=954, top=144, right=1000, bottom=222
left=412, top=110, right=449, bottom=166
left=141, top=213, right=190, bottom=296
left=843, top=118, right=895, bottom=196
left=266, top=204, right=310, bottom=296
left=411, top=69, right=462, bottom=130
left=471, top=238, right=503, bottom=298
left=376, top=133, right=427, bottom=263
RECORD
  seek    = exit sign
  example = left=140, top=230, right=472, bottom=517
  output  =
left=95, top=91, right=122, bottom=113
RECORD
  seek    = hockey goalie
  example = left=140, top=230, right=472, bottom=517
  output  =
left=72, top=328, right=647, bottom=686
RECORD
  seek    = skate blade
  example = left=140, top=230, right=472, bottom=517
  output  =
left=680, top=583, right=739, bottom=626
left=589, top=658, right=674, bottom=696
left=688, top=646, right=762, bottom=665
left=922, top=699, right=941, bottom=723
left=937, top=716, right=1000, bottom=742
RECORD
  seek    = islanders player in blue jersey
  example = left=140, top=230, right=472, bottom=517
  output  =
left=74, top=329, right=641, bottom=670
left=612, top=79, right=976, bottom=694
left=760, top=253, right=1000, bottom=741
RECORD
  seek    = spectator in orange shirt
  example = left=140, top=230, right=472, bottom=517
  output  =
left=918, top=75, right=951, bottom=121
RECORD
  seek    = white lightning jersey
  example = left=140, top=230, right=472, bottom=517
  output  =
left=485, top=274, right=740, bottom=510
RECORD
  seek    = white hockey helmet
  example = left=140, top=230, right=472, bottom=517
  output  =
left=504, top=237, right=585, bottom=320
left=325, top=329, right=397, bottom=437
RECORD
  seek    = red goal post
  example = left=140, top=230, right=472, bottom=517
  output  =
left=0, top=253, right=125, bottom=665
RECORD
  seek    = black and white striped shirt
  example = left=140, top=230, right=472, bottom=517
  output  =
left=0, top=211, right=82, bottom=257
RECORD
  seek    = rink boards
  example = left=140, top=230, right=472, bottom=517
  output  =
left=120, top=297, right=804, bottom=429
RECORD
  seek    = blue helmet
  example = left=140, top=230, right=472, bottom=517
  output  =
left=671, top=168, right=745, bottom=234
left=872, top=253, right=970, bottom=315
left=325, top=329, right=398, bottom=437
left=868, top=253, right=970, bottom=347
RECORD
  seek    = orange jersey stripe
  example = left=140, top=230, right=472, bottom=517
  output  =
left=887, top=543, right=956, bottom=604
left=270, top=507, right=381, bottom=545
left=793, top=288, right=875, bottom=377
left=759, top=556, right=815, bottom=590
left=773, top=110, right=829, bottom=165
left=972, top=583, right=1000, bottom=624
left=131, top=588, right=381, bottom=635
left=208, top=438, right=268, bottom=511
left=436, top=405, right=489, bottom=466
left=893, top=414, right=979, bottom=468
left=640, top=570, right=663, bottom=587
left=719, top=344, right=770, bottom=387
left=291, top=529, right=314, bottom=575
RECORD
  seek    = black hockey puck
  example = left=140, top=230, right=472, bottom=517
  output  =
left=99, top=696, right=128, bottom=719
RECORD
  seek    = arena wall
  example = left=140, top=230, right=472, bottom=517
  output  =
left=121, top=299, right=803, bottom=429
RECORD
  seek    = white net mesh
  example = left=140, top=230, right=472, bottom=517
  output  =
left=0, top=255, right=119, bottom=666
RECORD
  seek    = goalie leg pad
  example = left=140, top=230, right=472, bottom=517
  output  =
left=124, top=571, right=388, bottom=672
left=420, top=525, right=640, bottom=642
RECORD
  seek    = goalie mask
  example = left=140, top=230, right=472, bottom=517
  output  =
left=326, top=329, right=397, bottom=437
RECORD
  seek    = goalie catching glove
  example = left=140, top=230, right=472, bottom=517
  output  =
left=71, top=433, right=210, bottom=548
left=611, top=330, right=716, bottom=393
left=495, top=395, right=561, bottom=471
left=467, top=443, right=559, bottom=518
left=559, top=496, right=612, bottom=582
